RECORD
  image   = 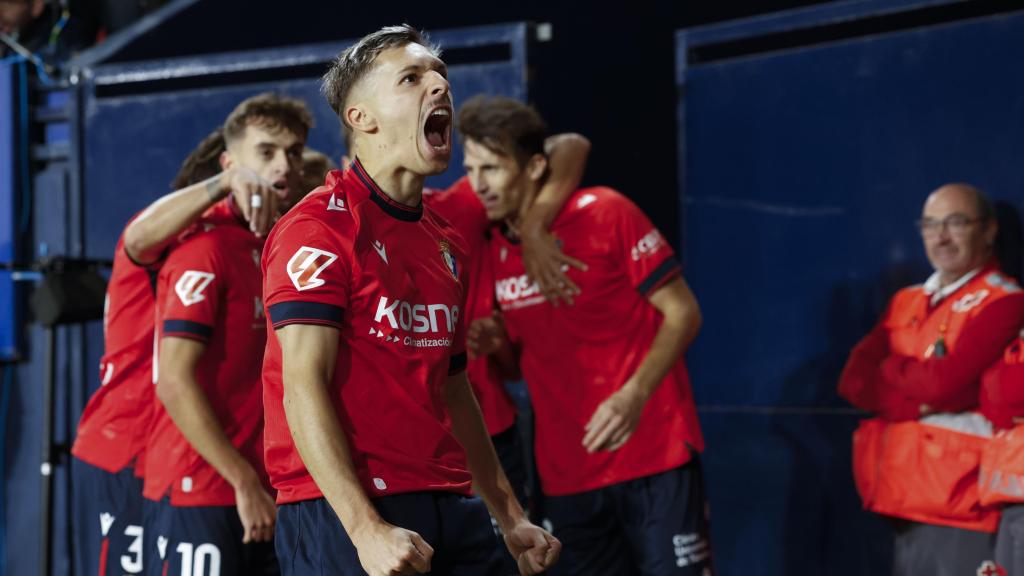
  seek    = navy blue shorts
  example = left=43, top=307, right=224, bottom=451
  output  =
left=142, top=498, right=278, bottom=576
left=72, top=457, right=146, bottom=575
left=544, top=456, right=713, bottom=576
left=276, top=492, right=507, bottom=576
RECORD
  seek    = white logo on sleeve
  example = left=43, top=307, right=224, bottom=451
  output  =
left=372, top=240, right=388, bottom=265
left=286, top=246, right=338, bottom=291
left=328, top=193, right=347, bottom=211
left=631, top=229, right=667, bottom=261
left=576, top=193, right=597, bottom=208
left=100, top=362, right=114, bottom=386
left=99, top=512, right=115, bottom=536
left=373, top=477, right=388, bottom=491
left=174, top=271, right=215, bottom=307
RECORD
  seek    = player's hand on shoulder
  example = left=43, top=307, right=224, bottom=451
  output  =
left=467, top=312, right=509, bottom=359
left=352, top=522, right=434, bottom=576
left=223, top=166, right=279, bottom=237
left=503, top=518, right=561, bottom=575
left=582, top=384, right=647, bottom=453
left=520, top=225, right=586, bottom=307
left=233, top=473, right=277, bottom=543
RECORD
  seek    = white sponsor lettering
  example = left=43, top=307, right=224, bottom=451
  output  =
left=174, top=271, right=215, bottom=307
left=495, top=274, right=547, bottom=310
left=631, top=228, right=666, bottom=261
left=374, top=296, right=458, bottom=334
left=403, top=336, right=453, bottom=348
left=672, top=532, right=710, bottom=568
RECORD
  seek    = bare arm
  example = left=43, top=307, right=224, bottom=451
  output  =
left=124, top=168, right=279, bottom=265
left=519, top=133, right=591, bottom=305
left=443, top=372, right=560, bottom=574
left=583, top=276, right=702, bottom=452
left=156, top=336, right=275, bottom=542
left=277, top=324, right=432, bottom=576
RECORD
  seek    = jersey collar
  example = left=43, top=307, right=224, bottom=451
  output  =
left=923, top=265, right=987, bottom=306
left=349, top=157, right=423, bottom=222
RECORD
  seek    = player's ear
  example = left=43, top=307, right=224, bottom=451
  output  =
left=345, top=103, right=378, bottom=136
left=526, top=153, right=547, bottom=183
left=219, top=150, right=233, bottom=171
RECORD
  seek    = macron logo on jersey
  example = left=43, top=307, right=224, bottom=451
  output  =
left=372, top=240, right=388, bottom=265
left=328, top=193, right=347, bottom=211
left=157, top=536, right=168, bottom=560
left=99, top=512, right=115, bottom=536
left=287, top=246, right=338, bottom=292
left=174, top=271, right=215, bottom=307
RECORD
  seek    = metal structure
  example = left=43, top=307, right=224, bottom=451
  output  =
left=677, top=1, right=1024, bottom=574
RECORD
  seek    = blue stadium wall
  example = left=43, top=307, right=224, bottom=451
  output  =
left=4, top=0, right=1024, bottom=574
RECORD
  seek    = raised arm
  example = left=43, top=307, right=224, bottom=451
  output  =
left=519, top=133, right=591, bottom=305
left=124, top=168, right=279, bottom=264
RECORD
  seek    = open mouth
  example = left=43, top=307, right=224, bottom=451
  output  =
left=424, top=107, right=452, bottom=152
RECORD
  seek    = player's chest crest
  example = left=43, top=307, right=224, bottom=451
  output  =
left=355, top=237, right=462, bottom=350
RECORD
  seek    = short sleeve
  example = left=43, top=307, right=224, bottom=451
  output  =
left=158, top=236, right=222, bottom=342
left=263, top=215, right=352, bottom=330
left=608, top=194, right=681, bottom=295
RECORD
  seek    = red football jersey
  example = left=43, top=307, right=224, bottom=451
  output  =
left=143, top=200, right=268, bottom=506
left=490, top=187, right=704, bottom=496
left=424, top=177, right=517, bottom=436
left=72, top=219, right=158, bottom=474
left=262, top=160, right=474, bottom=504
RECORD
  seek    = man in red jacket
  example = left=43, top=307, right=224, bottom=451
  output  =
left=840, top=183, right=1024, bottom=576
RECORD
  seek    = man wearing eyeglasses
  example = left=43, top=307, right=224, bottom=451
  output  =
left=839, top=183, right=1024, bottom=576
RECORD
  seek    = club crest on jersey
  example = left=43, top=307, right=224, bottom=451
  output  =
left=174, top=271, right=215, bottom=307
left=287, top=246, right=338, bottom=291
left=439, top=240, right=458, bottom=280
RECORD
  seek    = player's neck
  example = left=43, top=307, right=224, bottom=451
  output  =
left=503, top=187, right=541, bottom=236
left=358, top=156, right=424, bottom=207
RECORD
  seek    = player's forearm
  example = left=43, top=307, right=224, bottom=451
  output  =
left=282, top=365, right=383, bottom=535
left=626, top=282, right=702, bottom=401
left=444, top=374, right=526, bottom=533
left=521, top=133, right=590, bottom=234
left=625, top=313, right=693, bottom=401
left=124, top=174, right=226, bottom=264
left=156, top=369, right=257, bottom=489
